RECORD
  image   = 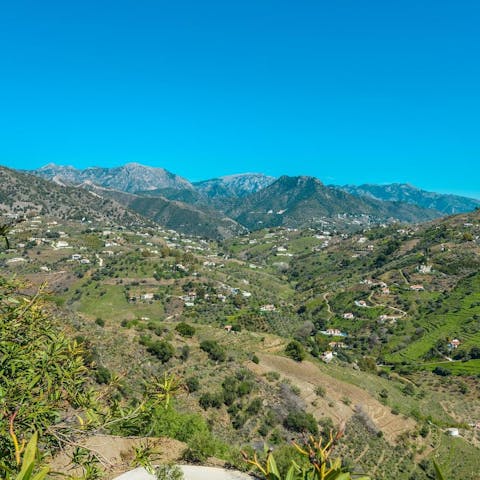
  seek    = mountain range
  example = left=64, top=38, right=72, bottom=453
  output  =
left=2, top=162, right=475, bottom=239
left=341, top=183, right=480, bottom=215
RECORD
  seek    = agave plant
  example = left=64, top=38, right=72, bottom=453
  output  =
left=243, top=432, right=370, bottom=480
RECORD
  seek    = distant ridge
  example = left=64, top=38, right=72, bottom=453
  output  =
left=23, top=162, right=480, bottom=235
left=223, top=175, right=441, bottom=229
left=341, top=183, right=480, bottom=215
left=33, top=163, right=193, bottom=193
left=193, top=173, right=276, bottom=198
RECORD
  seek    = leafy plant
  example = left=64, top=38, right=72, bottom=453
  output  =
left=243, top=432, right=370, bottom=480
left=0, top=432, right=49, bottom=480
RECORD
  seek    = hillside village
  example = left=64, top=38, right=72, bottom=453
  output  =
left=2, top=173, right=480, bottom=480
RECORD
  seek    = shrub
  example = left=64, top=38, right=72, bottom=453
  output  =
left=284, top=410, right=319, bottom=435
left=0, top=277, right=90, bottom=468
left=433, top=366, right=451, bottom=376
left=95, top=317, right=105, bottom=327
left=179, top=345, right=190, bottom=361
left=200, top=339, right=226, bottom=362
left=147, top=340, right=175, bottom=363
left=199, top=392, right=223, bottom=410
left=175, top=322, right=195, bottom=337
left=186, top=377, right=200, bottom=392
left=315, top=385, right=326, bottom=397
left=182, top=430, right=216, bottom=463
left=246, top=398, right=262, bottom=416
left=94, top=366, right=112, bottom=384
left=285, top=340, right=306, bottom=362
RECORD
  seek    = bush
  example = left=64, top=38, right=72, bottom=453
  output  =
left=246, top=398, right=262, bottom=415
left=186, top=376, right=200, bottom=392
left=200, top=339, right=226, bottom=362
left=147, top=340, right=175, bottom=363
left=284, top=410, right=318, bottom=435
left=94, top=366, right=112, bottom=384
left=182, top=430, right=216, bottom=463
left=175, top=322, right=195, bottom=337
left=179, top=345, right=190, bottom=361
left=199, top=392, right=223, bottom=410
left=95, top=317, right=105, bottom=327
left=285, top=340, right=306, bottom=362
left=0, top=276, right=90, bottom=468
left=433, top=366, right=451, bottom=376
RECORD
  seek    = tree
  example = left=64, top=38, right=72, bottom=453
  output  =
left=285, top=340, right=306, bottom=362
left=284, top=410, right=319, bottom=435
left=175, top=322, right=195, bottom=337
left=470, top=346, right=480, bottom=359
left=200, top=339, right=226, bottom=362
left=0, top=277, right=90, bottom=469
left=147, top=340, right=175, bottom=363
left=0, top=217, right=25, bottom=250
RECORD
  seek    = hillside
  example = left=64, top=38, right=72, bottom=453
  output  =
left=31, top=164, right=452, bottom=234
left=224, top=176, right=442, bottom=230
left=82, top=183, right=247, bottom=240
left=0, top=166, right=149, bottom=226
left=2, top=208, right=480, bottom=479
left=342, top=183, right=480, bottom=215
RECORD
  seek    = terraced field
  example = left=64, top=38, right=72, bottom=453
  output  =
left=248, top=354, right=416, bottom=444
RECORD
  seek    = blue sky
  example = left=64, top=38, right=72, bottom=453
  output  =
left=1, top=1, right=479, bottom=198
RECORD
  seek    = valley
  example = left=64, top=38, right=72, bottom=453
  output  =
left=1, top=166, right=480, bottom=479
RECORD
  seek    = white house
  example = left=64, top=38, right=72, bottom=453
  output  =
left=260, top=304, right=276, bottom=312
left=321, top=351, right=334, bottom=363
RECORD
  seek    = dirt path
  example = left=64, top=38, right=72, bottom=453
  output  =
left=398, top=269, right=409, bottom=285
left=355, top=444, right=370, bottom=462
left=370, top=449, right=385, bottom=477
left=248, top=354, right=415, bottom=444
left=49, top=435, right=186, bottom=479
left=323, top=292, right=333, bottom=318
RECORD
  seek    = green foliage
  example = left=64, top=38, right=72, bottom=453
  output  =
left=433, top=366, right=452, bottom=377
left=155, top=464, right=184, bottom=480
left=0, top=432, right=49, bottom=480
left=0, top=277, right=91, bottom=469
left=199, top=339, right=226, bottom=362
left=175, top=322, right=195, bottom=337
left=95, top=317, right=105, bottom=327
left=94, top=366, right=112, bottom=384
left=185, top=376, right=200, bottom=392
left=182, top=430, right=216, bottom=463
left=314, top=385, right=326, bottom=397
left=285, top=340, right=306, bottom=362
left=179, top=345, right=190, bottom=361
left=147, top=340, right=175, bottom=363
left=243, top=434, right=370, bottom=480
left=199, top=392, right=224, bottom=410
left=283, top=410, right=319, bottom=435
